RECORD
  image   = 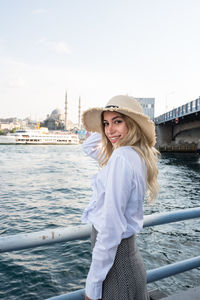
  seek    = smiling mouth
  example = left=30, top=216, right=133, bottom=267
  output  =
left=109, top=136, right=121, bottom=143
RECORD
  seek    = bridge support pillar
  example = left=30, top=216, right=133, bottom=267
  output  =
left=155, top=123, right=200, bottom=153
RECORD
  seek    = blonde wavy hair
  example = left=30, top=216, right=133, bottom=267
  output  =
left=98, top=113, right=159, bottom=203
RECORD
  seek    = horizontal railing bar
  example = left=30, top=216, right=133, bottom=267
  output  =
left=0, top=224, right=92, bottom=253
left=143, top=207, right=200, bottom=227
left=46, top=255, right=200, bottom=300
left=0, top=207, right=200, bottom=253
left=146, top=255, right=200, bottom=283
left=47, top=290, right=85, bottom=300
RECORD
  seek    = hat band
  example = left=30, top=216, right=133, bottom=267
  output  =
left=105, top=105, right=119, bottom=108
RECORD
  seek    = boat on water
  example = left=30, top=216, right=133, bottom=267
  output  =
left=0, top=127, right=80, bottom=145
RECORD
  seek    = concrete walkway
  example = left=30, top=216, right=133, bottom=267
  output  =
left=163, top=286, right=200, bottom=300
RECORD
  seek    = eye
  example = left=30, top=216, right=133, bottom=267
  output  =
left=114, top=119, right=122, bottom=124
left=103, top=121, right=109, bottom=127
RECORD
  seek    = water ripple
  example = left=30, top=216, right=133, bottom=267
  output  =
left=0, top=146, right=199, bottom=299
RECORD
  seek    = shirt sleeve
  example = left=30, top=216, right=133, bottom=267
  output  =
left=82, top=132, right=102, bottom=160
left=85, top=152, right=134, bottom=299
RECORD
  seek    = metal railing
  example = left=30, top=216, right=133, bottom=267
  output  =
left=0, top=207, right=200, bottom=300
left=45, top=254, right=200, bottom=299
left=1, top=207, right=200, bottom=253
left=154, top=97, right=200, bottom=124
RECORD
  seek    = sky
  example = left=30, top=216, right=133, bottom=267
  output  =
left=0, top=0, right=200, bottom=123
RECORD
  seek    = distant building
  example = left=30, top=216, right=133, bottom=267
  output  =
left=136, top=98, right=155, bottom=120
left=43, top=108, right=76, bottom=130
left=43, top=108, right=64, bottom=130
left=0, top=118, right=25, bottom=132
left=0, top=122, right=15, bottom=131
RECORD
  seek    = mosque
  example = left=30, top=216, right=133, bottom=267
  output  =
left=42, top=93, right=81, bottom=131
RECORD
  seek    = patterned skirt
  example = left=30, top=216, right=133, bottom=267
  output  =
left=91, top=226, right=150, bottom=300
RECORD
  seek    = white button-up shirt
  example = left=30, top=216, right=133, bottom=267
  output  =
left=82, top=133, right=147, bottom=300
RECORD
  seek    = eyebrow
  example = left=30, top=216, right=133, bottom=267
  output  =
left=103, top=116, right=123, bottom=122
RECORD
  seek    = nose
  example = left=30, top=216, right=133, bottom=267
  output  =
left=106, top=123, right=115, bottom=135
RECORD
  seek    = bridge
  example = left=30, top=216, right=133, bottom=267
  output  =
left=154, top=97, right=200, bottom=153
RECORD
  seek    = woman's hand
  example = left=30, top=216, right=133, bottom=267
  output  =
left=85, top=293, right=92, bottom=300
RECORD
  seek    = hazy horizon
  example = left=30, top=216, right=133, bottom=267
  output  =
left=1, top=0, right=200, bottom=122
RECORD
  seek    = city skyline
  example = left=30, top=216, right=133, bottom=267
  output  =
left=1, top=0, right=200, bottom=122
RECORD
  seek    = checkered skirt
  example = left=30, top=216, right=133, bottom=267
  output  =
left=91, top=226, right=150, bottom=300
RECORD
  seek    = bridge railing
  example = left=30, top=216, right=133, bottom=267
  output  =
left=154, top=97, right=200, bottom=124
left=0, top=207, right=200, bottom=300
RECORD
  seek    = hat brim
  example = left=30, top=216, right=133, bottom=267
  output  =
left=82, top=107, right=156, bottom=147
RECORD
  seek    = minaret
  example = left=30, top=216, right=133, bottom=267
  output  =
left=78, top=96, right=81, bottom=128
left=65, top=91, right=68, bottom=131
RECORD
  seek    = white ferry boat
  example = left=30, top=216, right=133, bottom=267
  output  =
left=0, top=127, right=79, bottom=145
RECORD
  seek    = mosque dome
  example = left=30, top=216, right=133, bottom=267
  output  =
left=49, top=108, right=64, bottom=120
left=51, top=108, right=62, bottom=115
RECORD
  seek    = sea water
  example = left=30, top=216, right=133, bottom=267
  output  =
left=0, top=145, right=200, bottom=299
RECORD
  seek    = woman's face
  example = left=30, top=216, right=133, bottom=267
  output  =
left=103, top=111, right=128, bottom=144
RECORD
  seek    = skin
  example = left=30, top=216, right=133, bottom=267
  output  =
left=103, top=111, right=128, bottom=144
left=85, top=294, right=92, bottom=300
left=84, top=112, right=128, bottom=300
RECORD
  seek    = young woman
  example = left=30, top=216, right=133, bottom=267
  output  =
left=81, top=95, right=159, bottom=300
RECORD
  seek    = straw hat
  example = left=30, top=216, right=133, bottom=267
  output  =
left=82, top=95, right=156, bottom=147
